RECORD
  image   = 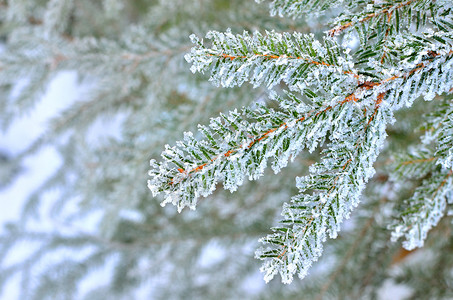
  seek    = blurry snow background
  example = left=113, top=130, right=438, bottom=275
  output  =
left=0, top=72, right=78, bottom=223
left=0, top=72, right=80, bottom=298
left=0, top=70, right=137, bottom=299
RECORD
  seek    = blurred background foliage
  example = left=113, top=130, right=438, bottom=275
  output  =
left=0, top=0, right=451, bottom=299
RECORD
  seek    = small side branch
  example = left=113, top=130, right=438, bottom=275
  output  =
left=328, top=0, right=417, bottom=36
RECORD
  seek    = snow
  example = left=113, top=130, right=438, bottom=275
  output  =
left=0, top=71, right=78, bottom=226
left=0, top=72, right=78, bottom=299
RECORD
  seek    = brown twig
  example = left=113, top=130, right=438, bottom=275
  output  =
left=328, top=0, right=417, bottom=36
left=207, top=52, right=359, bottom=78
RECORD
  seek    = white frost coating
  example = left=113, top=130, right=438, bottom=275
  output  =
left=391, top=172, right=453, bottom=250
left=149, top=91, right=355, bottom=213
left=150, top=9, right=453, bottom=284
left=256, top=104, right=390, bottom=283
left=436, top=112, right=453, bottom=169
left=275, top=56, right=288, bottom=66
left=184, top=29, right=356, bottom=91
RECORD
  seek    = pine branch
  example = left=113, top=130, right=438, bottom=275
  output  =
left=391, top=148, right=438, bottom=180
left=391, top=98, right=453, bottom=181
left=185, top=30, right=358, bottom=90
left=437, top=127, right=453, bottom=169
left=329, top=0, right=433, bottom=36
left=390, top=98, right=453, bottom=251
left=256, top=94, right=390, bottom=283
left=148, top=90, right=359, bottom=212
left=410, top=98, right=453, bottom=170
left=391, top=169, right=453, bottom=250
left=151, top=29, right=453, bottom=282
